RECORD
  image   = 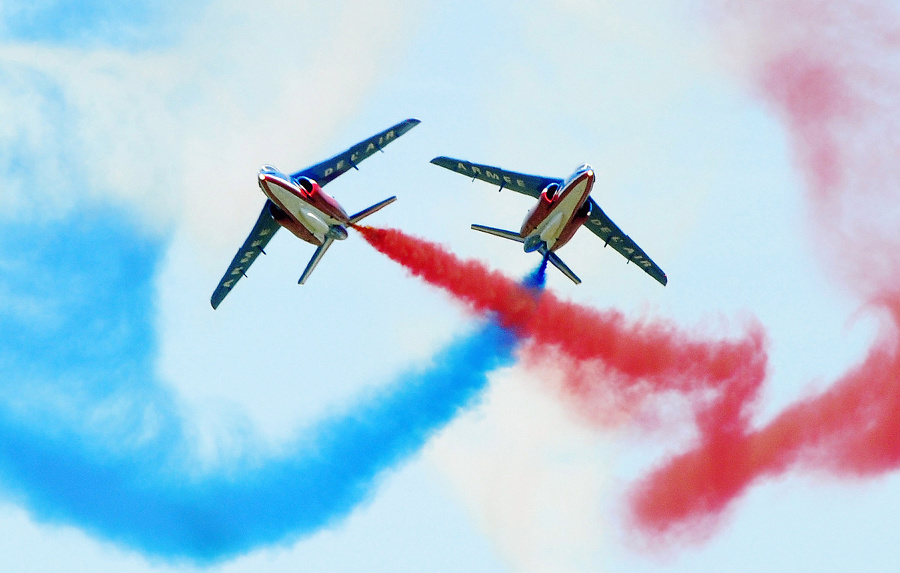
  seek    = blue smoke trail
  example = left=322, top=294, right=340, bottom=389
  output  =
left=1, top=1, right=201, bottom=48
left=522, top=253, right=550, bottom=290
left=0, top=209, right=516, bottom=562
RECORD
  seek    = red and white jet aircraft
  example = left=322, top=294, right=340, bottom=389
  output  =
left=211, top=118, right=420, bottom=308
left=431, top=156, right=667, bottom=286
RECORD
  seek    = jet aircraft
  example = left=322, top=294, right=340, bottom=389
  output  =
left=430, top=156, right=667, bottom=286
left=211, top=118, right=420, bottom=309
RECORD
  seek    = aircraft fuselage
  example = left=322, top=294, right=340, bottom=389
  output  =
left=257, top=165, right=350, bottom=246
left=520, top=164, right=594, bottom=252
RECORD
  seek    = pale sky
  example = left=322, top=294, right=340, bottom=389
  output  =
left=0, top=1, right=898, bottom=572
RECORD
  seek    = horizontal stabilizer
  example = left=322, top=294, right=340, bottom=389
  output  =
left=349, top=196, right=397, bottom=224
left=470, top=224, right=525, bottom=243
left=299, top=237, right=335, bottom=285
left=541, top=248, right=581, bottom=284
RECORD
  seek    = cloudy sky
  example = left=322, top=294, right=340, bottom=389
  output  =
left=1, top=1, right=900, bottom=571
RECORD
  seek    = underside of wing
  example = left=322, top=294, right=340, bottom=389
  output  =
left=582, top=198, right=667, bottom=286
left=291, top=118, right=420, bottom=187
left=210, top=201, right=282, bottom=309
left=431, top=156, right=562, bottom=199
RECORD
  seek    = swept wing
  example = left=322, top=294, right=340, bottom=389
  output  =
left=434, top=156, right=667, bottom=286
left=293, top=118, right=421, bottom=187
left=430, top=156, right=562, bottom=199
left=210, top=201, right=281, bottom=308
left=583, top=198, right=667, bottom=286
left=212, top=119, right=418, bottom=308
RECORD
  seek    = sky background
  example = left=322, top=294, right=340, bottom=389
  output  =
left=1, top=1, right=898, bottom=571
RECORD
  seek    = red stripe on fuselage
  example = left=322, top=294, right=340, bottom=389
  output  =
left=520, top=168, right=594, bottom=251
left=258, top=173, right=350, bottom=245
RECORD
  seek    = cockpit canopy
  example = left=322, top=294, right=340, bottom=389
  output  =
left=562, top=164, right=593, bottom=188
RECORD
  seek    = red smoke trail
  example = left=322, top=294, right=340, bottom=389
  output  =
left=360, top=0, right=900, bottom=545
left=628, top=0, right=900, bottom=543
left=356, top=224, right=768, bottom=449
left=631, top=297, right=900, bottom=539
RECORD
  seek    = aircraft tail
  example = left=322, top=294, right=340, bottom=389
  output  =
left=471, top=224, right=581, bottom=284
left=349, top=196, right=397, bottom=225
left=297, top=196, right=394, bottom=285
left=540, top=247, right=581, bottom=284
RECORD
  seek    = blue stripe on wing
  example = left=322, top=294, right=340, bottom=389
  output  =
left=210, top=201, right=281, bottom=308
left=291, top=118, right=420, bottom=187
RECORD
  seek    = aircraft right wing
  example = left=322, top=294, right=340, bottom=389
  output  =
left=582, top=198, right=667, bottom=286
left=292, top=118, right=420, bottom=187
left=210, top=201, right=282, bottom=309
left=431, top=156, right=562, bottom=199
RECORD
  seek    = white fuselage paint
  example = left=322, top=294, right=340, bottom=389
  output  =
left=539, top=211, right=565, bottom=244
left=527, top=169, right=593, bottom=250
left=261, top=178, right=335, bottom=243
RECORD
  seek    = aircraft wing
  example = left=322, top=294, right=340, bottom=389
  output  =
left=210, top=201, right=282, bottom=309
left=582, top=198, right=668, bottom=286
left=431, top=156, right=562, bottom=199
left=292, top=118, right=420, bottom=187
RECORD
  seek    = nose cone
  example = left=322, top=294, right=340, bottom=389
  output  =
left=258, top=168, right=275, bottom=187
left=257, top=172, right=270, bottom=192
left=258, top=165, right=285, bottom=184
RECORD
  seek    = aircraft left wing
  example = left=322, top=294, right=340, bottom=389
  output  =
left=292, top=118, right=420, bottom=187
left=582, top=198, right=667, bottom=286
left=431, top=156, right=562, bottom=199
left=211, top=201, right=282, bottom=309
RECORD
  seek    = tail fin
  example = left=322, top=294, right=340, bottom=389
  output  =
left=471, top=224, right=581, bottom=284
left=540, top=247, right=581, bottom=284
left=349, top=196, right=397, bottom=225
left=299, top=196, right=395, bottom=285
left=298, top=237, right=335, bottom=284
